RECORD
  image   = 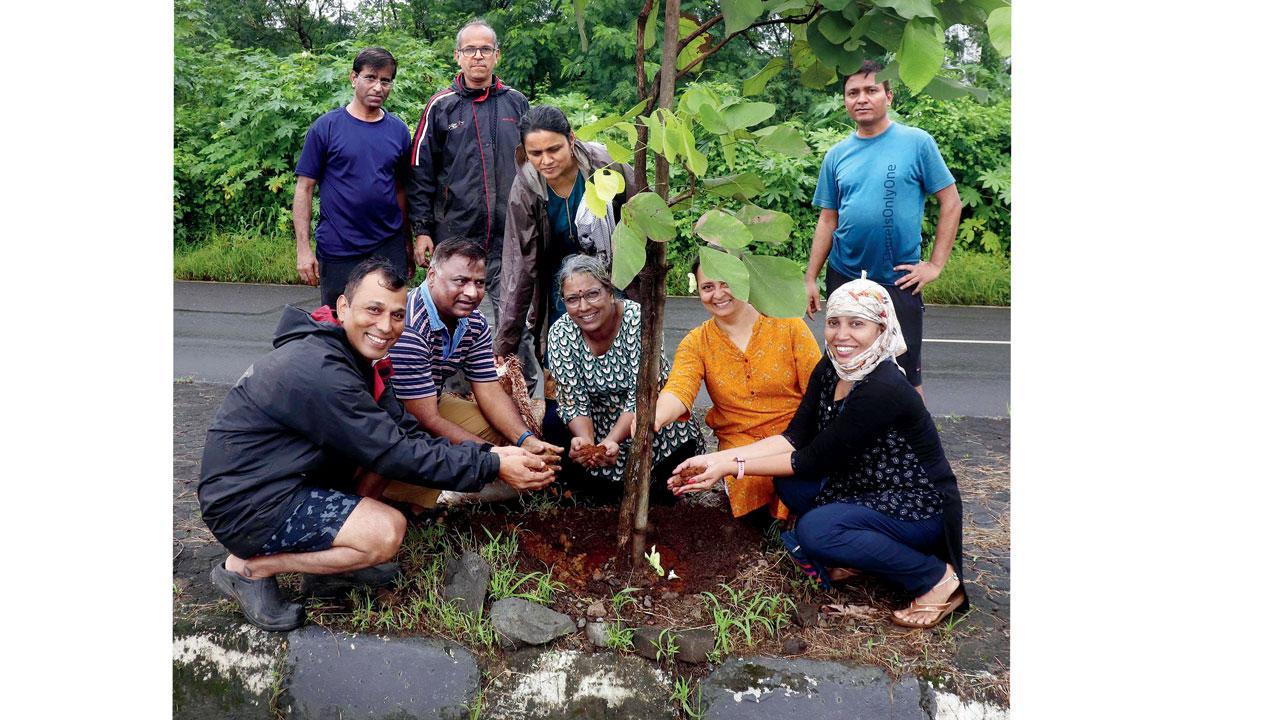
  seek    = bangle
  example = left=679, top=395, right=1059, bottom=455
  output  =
left=516, top=430, right=533, bottom=447
left=734, top=457, right=746, bottom=480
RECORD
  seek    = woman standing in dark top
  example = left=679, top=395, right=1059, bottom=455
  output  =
left=668, top=274, right=966, bottom=629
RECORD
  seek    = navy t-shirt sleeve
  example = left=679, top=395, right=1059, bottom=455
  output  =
left=295, top=116, right=328, bottom=179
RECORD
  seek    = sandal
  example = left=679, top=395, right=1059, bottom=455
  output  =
left=779, top=530, right=834, bottom=590
left=890, top=573, right=966, bottom=630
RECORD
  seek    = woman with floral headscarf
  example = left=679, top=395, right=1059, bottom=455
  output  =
left=668, top=274, right=967, bottom=629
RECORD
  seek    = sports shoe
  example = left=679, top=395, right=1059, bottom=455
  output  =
left=779, top=530, right=834, bottom=590
left=300, top=561, right=402, bottom=598
left=211, top=562, right=305, bottom=632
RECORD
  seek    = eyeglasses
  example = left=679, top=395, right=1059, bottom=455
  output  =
left=457, top=46, right=497, bottom=58
left=358, top=74, right=394, bottom=89
left=564, top=288, right=606, bottom=308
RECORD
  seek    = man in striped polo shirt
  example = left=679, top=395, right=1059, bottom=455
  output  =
left=380, top=237, right=562, bottom=512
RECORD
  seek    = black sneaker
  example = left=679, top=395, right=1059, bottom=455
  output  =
left=300, top=561, right=403, bottom=599
left=211, top=563, right=305, bottom=632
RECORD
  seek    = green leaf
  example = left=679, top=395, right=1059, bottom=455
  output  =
left=577, top=114, right=621, bottom=142
left=841, top=3, right=862, bottom=23
left=742, top=254, right=808, bottom=317
left=742, top=57, right=786, bottom=97
left=622, top=192, right=677, bottom=242
left=694, top=209, right=753, bottom=250
left=583, top=179, right=607, bottom=219
left=872, top=0, right=938, bottom=20
left=988, top=7, right=1012, bottom=58
left=806, top=18, right=857, bottom=69
left=611, top=222, right=646, bottom=289
left=735, top=203, right=794, bottom=245
left=679, top=85, right=719, bottom=115
left=719, top=134, right=738, bottom=170
left=615, top=121, right=638, bottom=147
left=593, top=168, right=626, bottom=198
left=764, top=0, right=814, bottom=14
left=677, top=15, right=709, bottom=73
left=699, top=247, right=750, bottom=301
left=640, top=114, right=665, bottom=158
left=818, top=12, right=854, bottom=45
left=640, top=11, right=657, bottom=51
left=755, top=125, right=811, bottom=157
left=622, top=99, right=648, bottom=120
left=897, top=18, right=945, bottom=94
left=603, top=137, right=633, bottom=164
left=820, top=0, right=855, bottom=9
left=681, top=125, right=708, bottom=176
left=703, top=173, right=765, bottom=201
left=722, top=101, right=776, bottom=130
left=696, top=104, right=729, bottom=135
left=722, top=0, right=766, bottom=35
left=799, top=60, right=838, bottom=89
left=861, top=9, right=906, bottom=51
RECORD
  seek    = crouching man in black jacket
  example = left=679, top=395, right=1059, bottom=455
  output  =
left=198, top=257, right=554, bottom=631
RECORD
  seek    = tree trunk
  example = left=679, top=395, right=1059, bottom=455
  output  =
left=615, top=0, right=681, bottom=567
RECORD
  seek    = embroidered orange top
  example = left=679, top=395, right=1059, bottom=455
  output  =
left=662, top=315, right=822, bottom=519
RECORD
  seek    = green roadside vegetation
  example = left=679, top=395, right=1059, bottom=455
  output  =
left=175, top=230, right=1009, bottom=305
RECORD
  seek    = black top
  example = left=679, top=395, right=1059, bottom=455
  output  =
left=782, top=357, right=968, bottom=607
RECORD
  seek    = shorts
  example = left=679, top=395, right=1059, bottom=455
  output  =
left=318, top=235, right=409, bottom=310
left=257, top=488, right=360, bottom=556
left=825, top=267, right=924, bottom=386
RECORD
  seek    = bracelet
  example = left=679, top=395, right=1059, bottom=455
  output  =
left=734, top=457, right=746, bottom=480
left=516, top=430, right=533, bottom=448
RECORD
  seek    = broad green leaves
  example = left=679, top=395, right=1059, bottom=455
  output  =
left=741, top=255, right=808, bottom=317
left=699, top=247, right=750, bottom=302
left=722, top=101, right=776, bottom=131
left=694, top=209, right=752, bottom=250
left=584, top=168, right=625, bottom=219
left=755, top=124, right=811, bottom=157
left=897, top=18, right=945, bottom=94
left=742, top=58, right=785, bottom=97
left=988, top=7, right=1012, bottom=58
left=735, top=203, right=794, bottom=245
left=873, top=0, right=938, bottom=21
left=703, top=173, right=766, bottom=201
left=723, top=0, right=766, bottom=35
left=611, top=222, right=646, bottom=289
left=622, top=192, right=676, bottom=242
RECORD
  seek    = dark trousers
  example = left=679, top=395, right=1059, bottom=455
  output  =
left=775, top=475, right=947, bottom=597
left=318, top=235, right=408, bottom=310
left=825, top=267, right=925, bottom=386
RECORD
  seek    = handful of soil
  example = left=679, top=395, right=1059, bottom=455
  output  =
left=677, top=466, right=703, bottom=485
left=578, top=443, right=610, bottom=465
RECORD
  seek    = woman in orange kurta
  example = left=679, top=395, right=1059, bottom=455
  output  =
left=650, top=261, right=822, bottom=520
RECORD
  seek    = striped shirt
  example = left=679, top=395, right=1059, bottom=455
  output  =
left=388, top=285, right=498, bottom=400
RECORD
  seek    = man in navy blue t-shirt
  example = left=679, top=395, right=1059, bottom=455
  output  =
left=293, top=47, right=413, bottom=310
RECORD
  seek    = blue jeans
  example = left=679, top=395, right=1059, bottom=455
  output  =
left=775, top=476, right=947, bottom=597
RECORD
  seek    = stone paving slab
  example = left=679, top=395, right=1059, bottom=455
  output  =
left=173, top=620, right=286, bottom=719
left=486, top=649, right=674, bottom=719
left=279, top=627, right=479, bottom=720
left=700, top=656, right=933, bottom=720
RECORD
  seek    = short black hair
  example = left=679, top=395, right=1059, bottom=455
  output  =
left=519, top=105, right=573, bottom=143
left=344, top=256, right=406, bottom=300
left=353, top=47, right=397, bottom=78
left=844, top=59, right=890, bottom=94
left=430, top=236, right=487, bottom=270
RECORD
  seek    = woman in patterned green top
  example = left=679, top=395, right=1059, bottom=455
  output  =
left=544, top=255, right=703, bottom=504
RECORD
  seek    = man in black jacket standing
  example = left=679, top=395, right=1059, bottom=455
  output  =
left=198, top=258, right=553, bottom=631
left=407, top=19, right=539, bottom=390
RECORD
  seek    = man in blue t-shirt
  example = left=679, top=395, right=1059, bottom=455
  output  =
left=804, top=61, right=961, bottom=397
left=293, top=47, right=413, bottom=310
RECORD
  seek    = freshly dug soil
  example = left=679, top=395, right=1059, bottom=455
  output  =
left=465, top=503, right=763, bottom=596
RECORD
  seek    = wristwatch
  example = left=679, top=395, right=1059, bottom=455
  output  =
left=734, top=457, right=746, bottom=480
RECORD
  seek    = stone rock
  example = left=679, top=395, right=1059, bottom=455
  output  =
left=631, top=627, right=718, bottom=664
left=793, top=603, right=820, bottom=628
left=577, top=618, right=586, bottom=629
left=586, top=600, right=608, bottom=618
left=642, top=595, right=653, bottom=608
left=487, top=648, right=672, bottom=719
left=442, top=550, right=491, bottom=615
left=491, top=598, right=576, bottom=649
left=699, top=657, right=934, bottom=720
left=781, top=637, right=807, bottom=655
left=661, top=591, right=679, bottom=601
left=281, top=626, right=479, bottom=720
left=173, top=620, right=287, bottom=718
left=585, top=621, right=609, bottom=648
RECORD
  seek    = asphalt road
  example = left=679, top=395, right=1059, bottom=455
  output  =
left=174, top=281, right=1009, bottom=418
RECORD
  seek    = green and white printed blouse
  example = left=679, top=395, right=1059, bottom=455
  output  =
left=546, top=299, right=703, bottom=484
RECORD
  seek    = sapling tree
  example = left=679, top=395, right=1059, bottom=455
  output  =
left=569, top=0, right=1011, bottom=566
